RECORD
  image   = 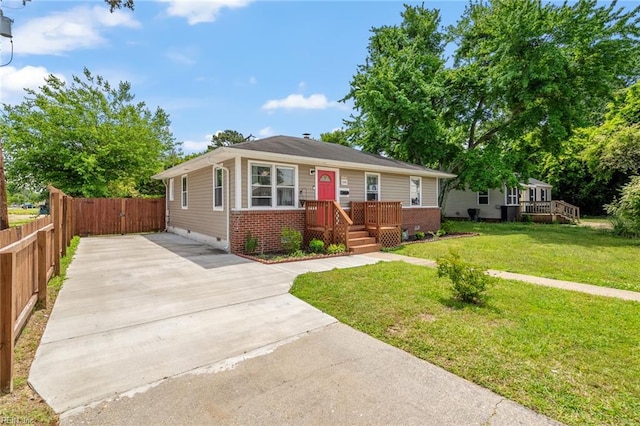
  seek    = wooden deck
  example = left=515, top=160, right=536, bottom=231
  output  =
left=305, top=201, right=402, bottom=253
left=520, top=200, right=580, bottom=223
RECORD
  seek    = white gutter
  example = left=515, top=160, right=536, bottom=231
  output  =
left=153, top=146, right=456, bottom=180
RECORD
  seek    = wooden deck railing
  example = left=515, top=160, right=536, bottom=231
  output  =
left=520, top=200, right=580, bottom=222
left=304, top=200, right=353, bottom=250
left=1, top=186, right=74, bottom=393
left=350, top=201, right=402, bottom=247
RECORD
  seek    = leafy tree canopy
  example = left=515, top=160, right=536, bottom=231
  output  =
left=344, top=0, right=640, bottom=202
left=105, top=0, right=134, bottom=12
left=539, top=82, right=640, bottom=214
left=1, top=68, right=178, bottom=198
left=320, top=129, right=351, bottom=147
left=208, top=130, right=248, bottom=150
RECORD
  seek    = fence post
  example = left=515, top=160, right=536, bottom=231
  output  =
left=0, top=251, right=16, bottom=393
left=61, top=196, right=68, bottom=258
left=120, top=198, right=126, bottom=235
left=37, top=230, right=48, bottom=309
left=51, top=190, right=62, bottom=276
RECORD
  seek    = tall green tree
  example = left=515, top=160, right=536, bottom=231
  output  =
left=208, top=130, right=248, bottom=150
left=540, top=81, right=640, bottom=214
left=344, top=1, right=640, bottom=204
left=320, top=129, right=351, bottom=147
left=1, top=68, right=178, bottom=197
left=105, top=0, right=134, bottom=12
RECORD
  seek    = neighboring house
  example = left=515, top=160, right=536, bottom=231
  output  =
left=444, top=178, right=579, bottom=222
left=153, top=135, right=455, bottom=254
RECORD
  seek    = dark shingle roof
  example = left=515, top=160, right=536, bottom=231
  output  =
left=527, top=178, right=551, bottom=186
left=230, top=135, right=443, bottom=174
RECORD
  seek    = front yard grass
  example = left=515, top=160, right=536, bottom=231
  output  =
left=395, top=221, right=640, bottom=292
left=291, top=262, right=640, bottom=425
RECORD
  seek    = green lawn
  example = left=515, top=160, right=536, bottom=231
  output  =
left=395, top=221, right=640, bottom=292
left=291, top=262, right=640, bottom=425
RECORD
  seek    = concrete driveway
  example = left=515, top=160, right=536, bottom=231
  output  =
left=29, top=233, right=559, bottom=425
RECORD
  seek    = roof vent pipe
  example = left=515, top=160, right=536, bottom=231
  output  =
left=302, top=133, right=311, bottom=139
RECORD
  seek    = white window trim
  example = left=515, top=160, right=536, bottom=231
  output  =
left=168, top=178, right=174, bottom=201
left=365, top=172, right=381, bottom=201
left=477, top=190, right=489, bottom=206
left=247, top=161, right=299, bottom=209
left=540, top=188, right=548, bottom=202
left=505, top=187, right=519, bottom=206
left=409, top=176, right=422, bottom=207
left=213, top=167, right=224, bottom=211
left=181, top=175, right=188, bottom=209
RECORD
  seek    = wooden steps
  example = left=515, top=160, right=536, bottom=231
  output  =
left=347, top=225, right=381, bottom=254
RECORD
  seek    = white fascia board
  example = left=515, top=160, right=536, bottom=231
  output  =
left=222, top=148, right=456, bottom=179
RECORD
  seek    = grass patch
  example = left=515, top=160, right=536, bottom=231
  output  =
left=7, top=208, right=39, bottom=216
left=291, top=262, right=640, bottom=425
left=394, top=221, right=640, bottom=292
left=0, top=236, right=80, bottom=425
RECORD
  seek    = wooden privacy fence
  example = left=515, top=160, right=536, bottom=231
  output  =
left=0, top=186, right=73, bottom=393
left=74, top=197, right=165, bottom=236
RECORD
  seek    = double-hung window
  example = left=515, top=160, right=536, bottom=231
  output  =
left=506, top=187, right=519, bottom=205
left=540, top=188, right=548, bottom=202
left=529, top=188, right=535, bottom=202
left=410, top=177, right=421, bottom=206
left=365, top=173, right=380, bottom=201
left=181, top=175, right=188, bottom=209
left=213, top=167, right=223, bottom=210
left=250, top=162, right=296, bottom=208
left=477, top=190, right=489, bottom=205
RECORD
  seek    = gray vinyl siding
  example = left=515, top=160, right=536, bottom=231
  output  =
left=168, top=166, right=227, bottom=238
left=238, top=157, right=440, bottom=209
left=445, top=187, right=504, bottom=220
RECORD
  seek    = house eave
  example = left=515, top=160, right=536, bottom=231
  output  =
left=153, top=146, right=457, bottom=180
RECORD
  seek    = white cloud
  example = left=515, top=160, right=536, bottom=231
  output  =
left=249, top=76, right=257, bottom=85
left=182, top=134, right=212, bottom=154
left=160, top=0, right=252, bottom=25
left=258, top=126, right=274, bottom=137
left=261, top=94, right=342, bottom=111
left=297, top=81, right=306, bottom=91
left=12, top=5, right=140, bottom=56
left=165, top=47, right=199, bottom=66
left=0, top=66, right=65, bottom=105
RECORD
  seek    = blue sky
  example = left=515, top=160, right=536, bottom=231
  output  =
left=0, top=0, right=472, bottom=153
left=0, top=1, right=631, bottom=154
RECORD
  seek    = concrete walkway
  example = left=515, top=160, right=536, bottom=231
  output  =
left=30, top=234, right=560, bottom=425
left=366, top=252, right=640, bottom=302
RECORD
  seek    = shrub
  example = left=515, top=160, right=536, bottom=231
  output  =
left=440, top=220, right=453, bottom=235
left=327, top=243, right=346, bottom=254
left=244, top=231, right=258, bottom=254
left=309, top=238, right=325, bottom=253
left=606, top=176, right=640, bottom=238
left=281, top=227, right=303, bottom=254
left=436, top=250, right=489, bottom=304
left=415, top=231, right=425, bottom=240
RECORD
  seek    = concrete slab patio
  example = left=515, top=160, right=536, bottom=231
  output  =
left=29, top=233, right=559, bottom=425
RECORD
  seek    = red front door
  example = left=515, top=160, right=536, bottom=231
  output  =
left=316, top=170, right=335, bottom=226
left=317, top=170, right=335, bottom=201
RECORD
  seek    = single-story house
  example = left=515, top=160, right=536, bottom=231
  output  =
left=153, top=135, right=455, bottom=254
left=444, top=178, right=579, bottom=222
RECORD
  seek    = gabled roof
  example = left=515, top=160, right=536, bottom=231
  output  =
left=525, top=178, right=552, bottom=187
left=153, top=135, right=455, bottom=179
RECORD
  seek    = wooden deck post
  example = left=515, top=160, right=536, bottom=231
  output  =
left=37, top=230, right=48, bottom=309
left=0, top=251, right=16, bottom=393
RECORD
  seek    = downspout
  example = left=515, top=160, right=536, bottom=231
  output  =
left=208, top=156, right=230, bottom=251
left=162, top=178, right=168, bottom=231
